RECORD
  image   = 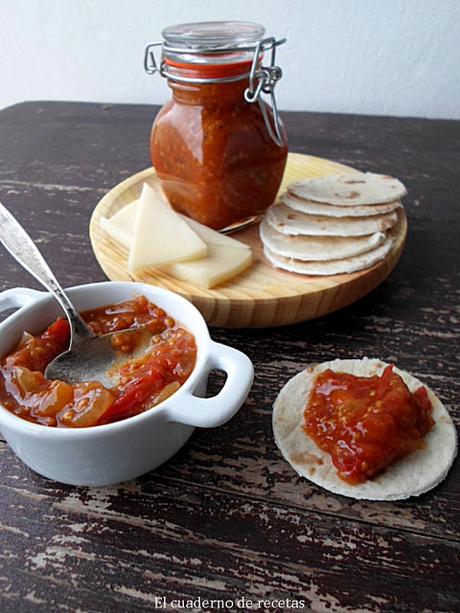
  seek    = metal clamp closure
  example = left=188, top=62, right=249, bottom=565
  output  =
left=244, top=37, right=286, bottom=146
left=144, top=37, right=287, bottom=147
left=144, top=41, right=162, bottom=74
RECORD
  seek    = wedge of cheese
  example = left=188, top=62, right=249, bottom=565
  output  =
left=101, top=188, right=253, bottom=287
left=164, top=244, right=252, bottom=288
left=101, top=200, right=250, bottom=249
left=127, top=184, right=207, bottom=273
left=102, top=199, right=250, bottom=254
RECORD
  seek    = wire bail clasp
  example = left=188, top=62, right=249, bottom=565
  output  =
left=244, top=37, right=286, bottom=147
left=144, top=42, right=162, bottom=75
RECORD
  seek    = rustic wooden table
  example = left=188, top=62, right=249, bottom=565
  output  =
left=0, top=102, right=458, bottom=613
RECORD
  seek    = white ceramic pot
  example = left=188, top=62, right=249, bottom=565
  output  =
left=0, top=281, right=254, bottom=486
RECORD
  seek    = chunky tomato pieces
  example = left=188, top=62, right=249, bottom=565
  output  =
left=0, top=296, right=196, bottom=428
left=303, top=366, right=434, bottom=484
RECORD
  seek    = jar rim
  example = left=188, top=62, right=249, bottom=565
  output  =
left=164, top=58, right=256, bottom=81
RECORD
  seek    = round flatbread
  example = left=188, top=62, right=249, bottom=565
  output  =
left=272, top=358, right=457, bottom=500
left=260, top=217, right=386, bottom=261
left=288, top=173, right=407, bottom=206
left=266, top=202, right=398, bottom=237
left=282, top=193, right=402, bottom=218
left=264, top=236, right=394, bottom=275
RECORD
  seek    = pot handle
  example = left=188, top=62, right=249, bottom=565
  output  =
left=0, top=287, right=45, bottom=316
left=167, top=341, right=254, bottom=428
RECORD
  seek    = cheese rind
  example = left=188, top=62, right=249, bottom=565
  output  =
left=164, top=244, right=252, bottom=289
left=127, top=184, right=207, bottom=273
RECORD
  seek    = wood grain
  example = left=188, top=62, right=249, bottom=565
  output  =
left=0, top=101, right=459, bottom=612
left=90, top=154, right=407, bottom=327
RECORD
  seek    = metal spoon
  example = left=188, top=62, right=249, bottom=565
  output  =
left=0, top=202, right=143, bottom=386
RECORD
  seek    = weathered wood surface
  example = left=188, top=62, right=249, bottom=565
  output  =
left=0, top=101, right=459, bottom=612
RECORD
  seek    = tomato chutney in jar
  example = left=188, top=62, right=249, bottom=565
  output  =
left=144, top=21, right=288, bottom=230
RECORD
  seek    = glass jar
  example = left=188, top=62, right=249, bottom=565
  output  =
left=144, top=21, right=288, bottom=230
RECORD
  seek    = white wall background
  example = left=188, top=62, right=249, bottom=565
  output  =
left=1, top=0, right=459, bottom=118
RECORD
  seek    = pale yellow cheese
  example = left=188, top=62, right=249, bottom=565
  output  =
left=164, top=244, right=252, bottom=289
left=101, top=189, right=253, bottom=286
left=101, top=201, right=137, bottom=249
left=102, top=199, right=250, bottom=252
left=127, top=184, right=207, bottom=273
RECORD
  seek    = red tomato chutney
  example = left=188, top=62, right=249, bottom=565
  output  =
left=303, top=366, right=434, bottom=484
left=0, top=296, right=197, bottom=428
left=151, top=76, right=288, bottom=230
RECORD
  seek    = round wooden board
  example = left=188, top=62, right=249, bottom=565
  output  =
left=89, top=153, right=407, bottom=328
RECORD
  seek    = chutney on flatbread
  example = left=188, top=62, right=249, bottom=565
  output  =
left=273, top=358, right=457, bottom=500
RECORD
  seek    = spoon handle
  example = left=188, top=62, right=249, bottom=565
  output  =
left=0, top=202, right=94, bottom=340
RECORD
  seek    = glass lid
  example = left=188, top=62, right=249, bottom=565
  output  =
left=162, top=21, right=266, bottom=50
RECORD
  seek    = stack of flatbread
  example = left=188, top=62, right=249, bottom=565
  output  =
left=260, top=173, right=407, bottom=275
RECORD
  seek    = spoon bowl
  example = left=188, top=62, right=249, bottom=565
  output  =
left=45, top=328, right=149, bottom=386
